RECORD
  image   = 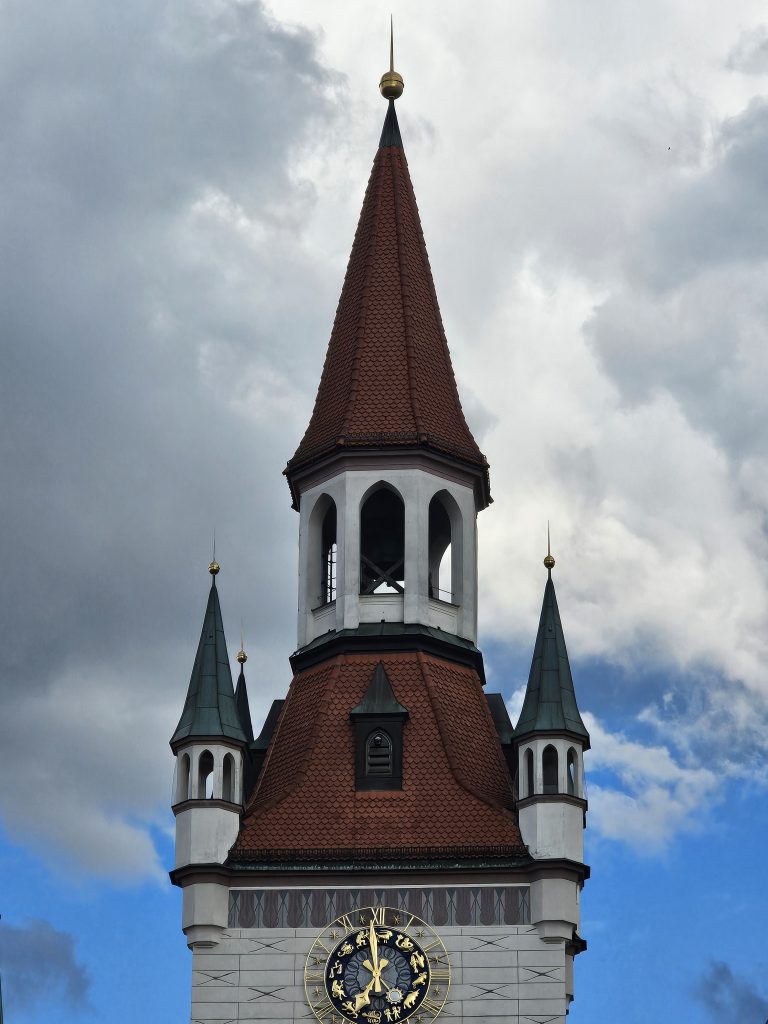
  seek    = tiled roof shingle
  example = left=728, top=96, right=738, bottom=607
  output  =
left=288, top=103, right=487, bottom=477
left=230, top=652, right=525, bottom=862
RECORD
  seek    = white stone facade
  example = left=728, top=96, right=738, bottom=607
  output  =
left=189, top=924, right=569, bottom=1024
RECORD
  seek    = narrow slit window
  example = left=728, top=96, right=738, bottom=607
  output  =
left=525, top=747, right=534, bottom=798
left=567, top=748, right=578, bottom=796
left=223, top=753, right=235, bottom=803
left=542, top=745, right=558, bottom=795
left=198, top=750, right=214, bottom=799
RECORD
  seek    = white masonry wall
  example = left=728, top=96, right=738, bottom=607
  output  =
left=189, top=925, right=568, bottom=1024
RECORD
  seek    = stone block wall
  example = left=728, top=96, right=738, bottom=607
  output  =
left=190, top=925, right=567, bottom=1024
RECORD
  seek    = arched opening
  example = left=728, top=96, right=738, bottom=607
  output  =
left=177, top=753, right=190, bottom=803
left=542, top=745, right=558, bottom=795
left=321, top=503, right=337, bottom=604
left=198, top=750, right=214, bottom=800
left=365, top=730, right=393, bottom=777
left=428, top=491, right=463, bottom=605
left=360, top=486, right=405, bottom=595
left=308, top=494, right=337, bottom=608
left=567, top=747, right=578, bottom=796
left=222, top=753, right=235, bottom=803
left=525, top=747, right=534, bottom=798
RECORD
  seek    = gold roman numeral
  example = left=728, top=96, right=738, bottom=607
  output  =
left=339, top=914, right=355, bottom=933
left=371, top=906, right=386, bottom=925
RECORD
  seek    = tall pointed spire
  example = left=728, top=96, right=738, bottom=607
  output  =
left=170, top=565, right=246, bottom=747
left=287, top=35, right=488, bottom=504
left=515, top=551, right=590, bottom=747
left=234, top=632, right=254, bottom=744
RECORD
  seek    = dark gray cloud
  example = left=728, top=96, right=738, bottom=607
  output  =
left=0, top=0, right=340, bottom=874
left=693, top=961, right=768, bottom=1023
left=0, top=918, right=90, bottom=1012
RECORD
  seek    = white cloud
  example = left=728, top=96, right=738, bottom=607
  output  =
left=583, top=712, right=720, bottom=852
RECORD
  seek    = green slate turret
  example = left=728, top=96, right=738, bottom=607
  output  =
left=170, top=563, right=246, bottom=749
left=515, top=560, right=590, bottom=749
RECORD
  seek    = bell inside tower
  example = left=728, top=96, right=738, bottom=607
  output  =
left=359, top=486, right=405, bottom=594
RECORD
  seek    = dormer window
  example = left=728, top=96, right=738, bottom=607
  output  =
left=350, top=662, right=409, bottom=791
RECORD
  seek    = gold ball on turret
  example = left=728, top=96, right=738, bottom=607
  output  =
left=209, top=560, right=220, bottom=576
left=543, top=553, right=555, bottom=570
left=379, top=69, right=404, bottom=99
left=237, top=648, right=247, bottom=665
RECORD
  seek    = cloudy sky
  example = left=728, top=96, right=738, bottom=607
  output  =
left=1, top=0, right=767, bottom=1021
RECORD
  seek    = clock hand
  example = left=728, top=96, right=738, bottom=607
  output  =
left=368, top=920, right=390, bottom=993
left=362, top=956, right=389, bottom=995
left=354, top=977, right=375, bottom=1012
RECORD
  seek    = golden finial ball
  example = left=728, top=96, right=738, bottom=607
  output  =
left=237, top=649, right=247, bottom=665
left=544, top=554, right=556, bottom=570
left=379, top=70, right=404, bottom=99
left=209, top=560, right=220, bottom=576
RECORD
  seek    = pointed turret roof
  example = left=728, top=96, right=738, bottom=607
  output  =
left=287, top=98, right=488, bottom=495
left=170, top=570, right=246, bottom=748
left=235, top=663, right=255, bottom=745
left=515, top=571, right=590, bottom=748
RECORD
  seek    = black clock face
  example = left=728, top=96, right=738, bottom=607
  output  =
left=305, top=906, right=450, bottom=1024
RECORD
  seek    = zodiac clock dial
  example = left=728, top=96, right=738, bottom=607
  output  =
left=305, top=906, right=450, bottom=1024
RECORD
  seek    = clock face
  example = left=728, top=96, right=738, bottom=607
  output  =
left=305, top=905, right=450, bottom=1024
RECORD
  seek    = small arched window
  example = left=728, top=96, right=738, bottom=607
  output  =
left=567, top=748, right=578, bottom=796
left=198, top=750, right=214, bottom=800
left=366, top=731, right=393, bottom=777
left=542, top=745, right=558, bottom=795
left=222, top=753, right=235, bottom=803
left=178, top=753, right=190, bottom=803
left=525, top=748, right=534, bottom=798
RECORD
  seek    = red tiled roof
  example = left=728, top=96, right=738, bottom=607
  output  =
left=287, top=112, right=487, bottom=476
left=230, top=652, right=525, bottom=862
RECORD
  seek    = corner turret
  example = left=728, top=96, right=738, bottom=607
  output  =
left=170, top=563, right=246, bottom=947
left=514, top=545, right=589, bottom=971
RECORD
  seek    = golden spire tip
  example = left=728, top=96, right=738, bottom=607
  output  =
left=379, top=15, right=404, bottom=99
left=210, top=529, right=219, bottom=574
left=237, top=620, right=247, bottom=664
left=543, top=521, right=555, bottom=571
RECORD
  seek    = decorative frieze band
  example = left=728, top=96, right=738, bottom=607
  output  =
left=228, top=885, right=530, bottom=929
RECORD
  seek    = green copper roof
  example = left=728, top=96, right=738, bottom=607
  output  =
left=170, top=579, right=246, bottom=747
left=379, top=99, right=403, bottom=148
left=350, top=661, right=408, bottom=717
left=235, top=666, right=255, bottom=744
left=515, top=574, right=590, bottom=748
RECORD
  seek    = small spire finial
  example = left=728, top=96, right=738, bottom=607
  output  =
left=209, top=529, right=219, bottom=575
left=543, top=521, right=555, bottom=573
left=237, top=620, right=247, bottom=664
left=379, top=16, right=404, bottom=99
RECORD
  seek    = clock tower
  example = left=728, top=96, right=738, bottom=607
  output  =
left=171, top=45, right=590, bottom=1024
